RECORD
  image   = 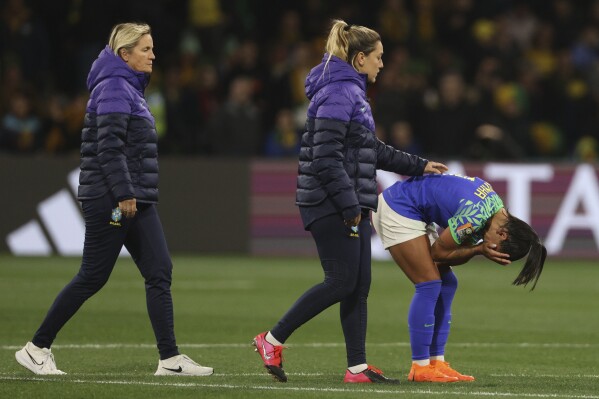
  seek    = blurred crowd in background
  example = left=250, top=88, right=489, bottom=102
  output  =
left=1, top=0, right=599, bottom=161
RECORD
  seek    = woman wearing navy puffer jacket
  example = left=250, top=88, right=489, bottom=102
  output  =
left=253, top=19, right=448, bottom=384
left=15, top=23, right=212, bottom=377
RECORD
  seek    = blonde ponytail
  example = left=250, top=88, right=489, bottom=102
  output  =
left=325, top=20, right=351, bottom=61
left=324, top=19, right=381, bottom=67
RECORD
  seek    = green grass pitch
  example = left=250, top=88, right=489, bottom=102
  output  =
left=0, top=255, right=597, bottom=398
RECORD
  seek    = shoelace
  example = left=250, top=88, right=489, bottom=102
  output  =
left=437, top=362, right=466, bottom=376
left=435, top=361, right=455, bottom=371
left=180, top=355, right=200, bottom=366
left=367, top=365, right=384, bottom=375
left=272, top=345, right=285, bottom=364
left=42, top=351, right=57, bottom=370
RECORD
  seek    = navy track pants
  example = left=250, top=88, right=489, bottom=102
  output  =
left=32, top=195, right=179, bottom=359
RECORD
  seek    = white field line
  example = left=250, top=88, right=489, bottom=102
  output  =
left=1, top=342, right=597, bottom=351
left=0, top=376, right=598, bottom=398
left=0, top=371, right=325, bottom=377
left=491, top=374, right=599, bottom=379
left=1, top=371, right=597, bottom=379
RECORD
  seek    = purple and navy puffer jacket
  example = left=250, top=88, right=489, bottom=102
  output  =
left=296, top=54, right=427, bottom=222
left=77, top=45, right=158, bottom=203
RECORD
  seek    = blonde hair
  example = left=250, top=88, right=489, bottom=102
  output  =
left=108, top=23, right=152, bottom=57
left=324, top=19, right=380, bottom=67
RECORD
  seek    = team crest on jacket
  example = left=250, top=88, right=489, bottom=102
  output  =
left=349, top=225, right=359, bottom=238
left=110, top=207, right=122, bottom=227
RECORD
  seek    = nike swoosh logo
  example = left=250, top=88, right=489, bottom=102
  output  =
left=424, top=323, right=435, bottom=327
left=25, top=349, right=44, bottom=366
left=162, top=366, right=183, bottom=373
left=262, top=342, right=272, bottom=360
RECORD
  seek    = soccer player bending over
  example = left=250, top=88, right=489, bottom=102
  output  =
left=372, top=173, right=546, bottom=382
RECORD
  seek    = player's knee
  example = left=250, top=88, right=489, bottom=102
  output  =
left=441, top=269, right=458, bottom=290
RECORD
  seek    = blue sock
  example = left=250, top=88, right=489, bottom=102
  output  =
left=408, top=280, right=442, bottom=360
left=430, top=270, right=458, bottom=357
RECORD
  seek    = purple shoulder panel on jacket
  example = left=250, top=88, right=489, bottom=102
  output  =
left=86, top=46, right=154, bottom=122
left=304, top=54, right=373, bottom=131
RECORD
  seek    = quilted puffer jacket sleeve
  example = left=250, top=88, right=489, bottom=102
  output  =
left=312, top=118, right=361, bottom=218
left=375, top=138, right=428, bottom=176
left=96, top=87, right=134, bottom=202
left=312, top=93, right=360, bottom=219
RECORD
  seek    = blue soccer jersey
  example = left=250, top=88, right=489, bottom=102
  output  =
left=382, top=174, right=504, bottom=244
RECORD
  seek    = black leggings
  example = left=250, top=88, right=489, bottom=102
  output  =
left=271, top=212, right=372, bottom=367
left=32, top=195, right=179, bottom=360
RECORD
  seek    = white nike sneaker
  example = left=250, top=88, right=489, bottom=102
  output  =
left=15, top=342, right=66, bottom=375
left=154, top=354, right=213, bottom=376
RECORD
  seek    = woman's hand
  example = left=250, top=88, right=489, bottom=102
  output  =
left=424, top=161, right=448, bottom=174
left=344, top=213, right=362, bottom=227
left=481, top=242, right=511, bottom=265
left=119, top=198, right=137, bottom=218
